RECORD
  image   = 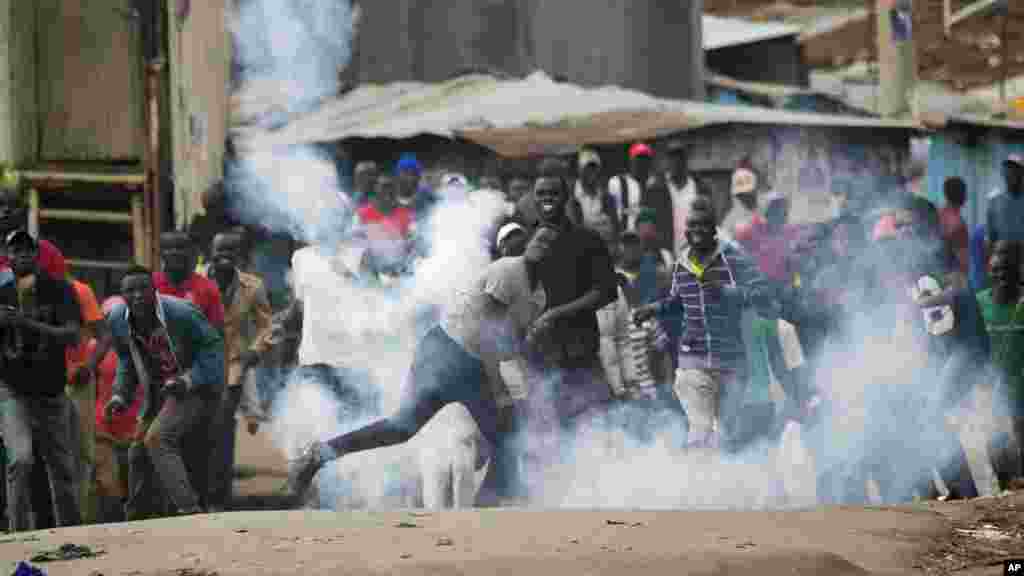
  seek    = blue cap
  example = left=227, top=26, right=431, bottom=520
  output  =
left=396, top=153, right=421, bottom=175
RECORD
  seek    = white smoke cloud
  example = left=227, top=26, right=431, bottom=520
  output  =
left=230, top=0, right=1009, bottom=513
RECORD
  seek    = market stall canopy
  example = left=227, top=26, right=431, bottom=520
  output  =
left=232, top=71, right=920, bottom=158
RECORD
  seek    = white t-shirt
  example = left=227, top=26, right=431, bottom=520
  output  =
left=441, top=256, right=546, bottom=364
left=668, top=176, right=697, bottom=258
left=608, top=174, right=654, bottom=233
left=291, top=245, right=375, bottom=368
left=573, top=181, right=615, bottom=242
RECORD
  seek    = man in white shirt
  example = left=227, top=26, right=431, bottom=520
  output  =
left=572, top=149, right=618, bottom=245
left=286, top=226, right=558, bottom=505
left=608, top=143, right=656, bottom=234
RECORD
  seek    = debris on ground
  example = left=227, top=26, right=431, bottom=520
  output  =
left=436, top=537, right=454, bottom=547
left=394, top=522, right=418, bottom=528
left=11, top=561, right=45, bottom=576
left=29, top=543, right=104, bottom=563
left=605, top=519, right=645, bottom=527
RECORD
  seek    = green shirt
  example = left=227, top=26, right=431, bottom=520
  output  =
left=976, top=289, right=1024, bottom=410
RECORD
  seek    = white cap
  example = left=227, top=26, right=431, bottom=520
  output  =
left=496, top=222, right=525, bottom=246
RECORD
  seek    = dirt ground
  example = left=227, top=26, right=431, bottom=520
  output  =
left=1, top=423, right=1022, bottom=576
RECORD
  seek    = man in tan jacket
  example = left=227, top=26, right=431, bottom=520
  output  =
left=205, top=230, right=273, bottom=512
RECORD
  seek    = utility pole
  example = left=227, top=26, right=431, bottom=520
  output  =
left=877, top=0, right=916, bottom=117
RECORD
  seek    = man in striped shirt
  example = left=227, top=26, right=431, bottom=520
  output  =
left=634, top=197, right=777, bottom=451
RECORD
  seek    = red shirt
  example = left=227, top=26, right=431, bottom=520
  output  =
left=356, top=204, right=414, bottom=240
left=0, top=238, right=67, bottom=281
left=939, top=205, right=969, bottom=276
left=83, top=339, right=142, bottom=441
left=733, top=213, right=766, bottom=248
left=152, top=272, right=225, bottom=329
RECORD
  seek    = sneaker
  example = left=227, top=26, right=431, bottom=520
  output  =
left=286, top=441, right=327, bottom=504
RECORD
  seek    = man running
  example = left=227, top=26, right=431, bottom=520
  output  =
left=286, top=225, right=558, bottom=502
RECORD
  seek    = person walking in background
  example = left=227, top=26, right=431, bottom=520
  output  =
left=0, top=185, right=67, bottom=281
left=633, top=197, right=777, bottom=451
left=648, top=140, right=714, bottom=258
left=987, top=155, right=1024, bottom=250
left=0, top=230, right=82, bottom=531
left=153, top=231, right=225, bottom=511
left=723, top=158, right=762, bottom=245
left=154, top=232, right=225, bottom=331
left=358, top=173, right=415, bottom=278
left=597, top=232, right=672, bottom=406
left=570, top=149, right=618, bottom=246
left=104, top=267, right=225, bottom=519
left=205, top=231, right=274, bottom=512
left=940, top=177, right=970, bottom=277
left=609, top=143, right=656, bottom=235
left=395, top=152, right=437, bottom=217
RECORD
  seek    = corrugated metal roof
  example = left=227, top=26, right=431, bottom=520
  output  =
left=702, top=15, right=799, bottom=51
left=233, top=71, right=920, bottom=158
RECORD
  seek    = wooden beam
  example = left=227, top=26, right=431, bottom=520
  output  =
left=16, top=171, right=146, bottom=186
left=131, top=193, right=145, bottom=265
left=38, top=209, right=133, bottom=224
left=27, top=188, right=39, bottom=238
left=66, top=259, right=135, bottom=271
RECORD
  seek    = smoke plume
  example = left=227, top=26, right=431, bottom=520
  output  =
left=230, top=0, right=1006, bottom=512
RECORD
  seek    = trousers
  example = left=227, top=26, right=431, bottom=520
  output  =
left=0, top=384, right=81, bottom=531
left=127, top=393, right=206, bottom=519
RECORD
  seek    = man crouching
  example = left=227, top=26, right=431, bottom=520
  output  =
left=286, top=225, right=559, bottom=504
left=104, top=266, right=225, bottom=518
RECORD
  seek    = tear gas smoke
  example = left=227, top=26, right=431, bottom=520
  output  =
left=231, top=0, right=1009, bottom=511
left=231, top=0, right=503, bottom=509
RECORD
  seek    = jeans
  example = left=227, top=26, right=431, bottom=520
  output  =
left=0, top=385, right=81, bottom=531
left=127, top=393, right=206, bottom=519
left=209, top=386, right=243, bottom=509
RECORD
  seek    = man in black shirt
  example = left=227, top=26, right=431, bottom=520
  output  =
left=0, top=230, right=81, bottom=531
left=527, top=158, right=618, bottom=424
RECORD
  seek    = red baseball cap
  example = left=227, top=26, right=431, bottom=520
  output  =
left=629, top=143, right=653, bottom=159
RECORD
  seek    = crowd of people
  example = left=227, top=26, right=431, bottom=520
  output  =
left=0, top=140, right=1023, bottom=530
left=285, top=143, right=1024, bottom=508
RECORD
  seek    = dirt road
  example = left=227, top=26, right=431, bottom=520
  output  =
left=1, top=423, right=1021, bottom=576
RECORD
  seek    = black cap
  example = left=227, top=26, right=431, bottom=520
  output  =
left=4, top=229, right=35, bottom=248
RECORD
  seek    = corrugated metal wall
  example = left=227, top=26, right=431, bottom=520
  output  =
left=169, top=0, right=231, bottom=230
left=926, top=129, right=1024, bottom=231
left=672, top=124, right=911, bottom=224
left=0, top=0, right=39, bottom=166
left=344, top=0, right=705, bottom=101
left=35, top=0, right=143, bottom=162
